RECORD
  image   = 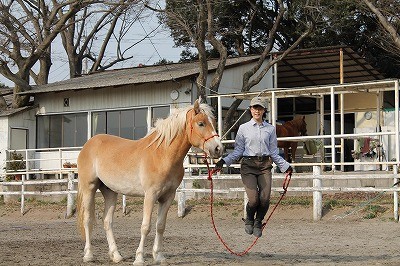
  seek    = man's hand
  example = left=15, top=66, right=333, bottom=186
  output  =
left=215, top=159, right=225, bottom=171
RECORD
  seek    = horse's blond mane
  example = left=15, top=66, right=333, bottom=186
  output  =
left=147, top=103, right=215, bottom=148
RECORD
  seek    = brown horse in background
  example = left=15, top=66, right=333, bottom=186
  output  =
left=276, top=116, right=307, bottom=163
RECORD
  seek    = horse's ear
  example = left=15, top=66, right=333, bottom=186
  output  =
left=302, top=115, right=305, bottom=120
left=194, top=99, right=200, bottom=114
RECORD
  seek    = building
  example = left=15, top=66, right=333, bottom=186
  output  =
left=0, top=46, right=395, bottom=177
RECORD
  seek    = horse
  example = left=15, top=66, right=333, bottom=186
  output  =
left=276, top=116, right=307, bottom=163
left=76, top=99, right=223, bottom=265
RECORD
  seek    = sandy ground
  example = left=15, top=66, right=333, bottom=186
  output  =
left=1, top=197, right=400, bottom=266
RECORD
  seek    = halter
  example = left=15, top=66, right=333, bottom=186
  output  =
left=187, top=109, right=219, bottom=151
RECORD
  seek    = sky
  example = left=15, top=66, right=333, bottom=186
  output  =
left=0, top=6, right=184, bottom=87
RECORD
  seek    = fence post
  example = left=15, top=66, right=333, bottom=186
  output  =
left=20, top=174, right=25, bottom=215
left=122, top=195, right=127, bottom=215
left=393, top=165, right=399, bottom=222
left=243, top=192, right=248, bottom=219
left=177, top=179, right=186, bottom=217
left=66, top=171, right=75, bottom=218
left=313, top=166, right=322, bottom=221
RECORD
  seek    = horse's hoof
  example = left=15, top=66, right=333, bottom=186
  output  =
left=154, top=253, right=167, bottom=265
left=83, top=254, right=94, bottom=263
left=83, top=248, right=94, bottom=262
left=110, top=251, right=123, bottom=263
left=133, top=258, right=144, bottom=266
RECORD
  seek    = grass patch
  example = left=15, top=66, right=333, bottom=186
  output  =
left=362, top=204, right=387, bottom=219
left=278, top=196, right=311, bottom=206
left=192, top=180, right=202, bottom=189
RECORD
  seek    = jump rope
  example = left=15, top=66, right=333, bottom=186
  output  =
left=196, top=84, right=294, bottom=256
left=196, top=83, right=399, bottom=255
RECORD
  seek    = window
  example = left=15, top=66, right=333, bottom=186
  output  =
left=91, top=107, right=166, bottom=140
left=37, top=113, right=88, bottom=148
left=151, top=106, right=170, bottom=127
left=36, top=105, right=170, bottom=148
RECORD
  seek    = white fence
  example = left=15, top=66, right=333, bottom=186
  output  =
left=2, top=165, right=399, bottom=221
left=176, top=165, right=400, bottom=221
left=1, top=172, right=77, bottom=217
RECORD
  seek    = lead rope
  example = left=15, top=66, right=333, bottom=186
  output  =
left=203, top=153, right=292, bottom=256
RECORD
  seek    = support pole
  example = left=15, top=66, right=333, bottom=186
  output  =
left=395, top=80, right=399, bottom=164
left=393, top=165, right=399, bottom=222
left=271, top=91, right=277, bottom=127
left=319, top=96, right=325, bottom=170
left=330, top=87, right=336, bottom=171
left=340, top=93, right=344, bottom=172
left=339, top=48, right=344, bottom=172
left=217, top=95, right=222, bottom=137
left=313, top=166, right=322, bottom=221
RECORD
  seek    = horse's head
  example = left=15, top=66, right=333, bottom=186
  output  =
left=187, top=99, right=223, bottom=158
left=298, top=116, right=307, bottom=136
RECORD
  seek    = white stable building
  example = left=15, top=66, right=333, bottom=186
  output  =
left=0, top=46, right=397, bottom=177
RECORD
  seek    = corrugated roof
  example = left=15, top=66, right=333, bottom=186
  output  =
left=19, top=46, right=385, bottom=96
left=272, top=46, right=385, bottom=88
left=20, top=56, right=260, bottom=95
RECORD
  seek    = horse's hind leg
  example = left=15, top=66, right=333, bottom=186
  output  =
left=100, top=185, right=123, bottom=263
left=153, top=191, right=175, bottom=264
left=78, top=181, right=98, bottom=262
left=134, top=193, right=157, bottom=266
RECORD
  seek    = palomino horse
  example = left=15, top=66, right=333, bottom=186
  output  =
left=276, top=116, right=307, bottom=163
left=76, top=99, right=223, bottom=265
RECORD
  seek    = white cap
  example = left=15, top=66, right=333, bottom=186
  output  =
left=250, top=97, right=267, bottom=109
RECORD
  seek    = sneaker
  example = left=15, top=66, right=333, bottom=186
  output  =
left=242, top=218, right=254, bottom=235
left=253, top=220, right=263, bottom=238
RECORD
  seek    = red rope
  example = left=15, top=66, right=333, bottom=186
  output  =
left=204, top=154, right=292, bottom=256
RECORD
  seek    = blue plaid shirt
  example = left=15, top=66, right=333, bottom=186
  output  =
left=222, top=118, right=290, bottom=172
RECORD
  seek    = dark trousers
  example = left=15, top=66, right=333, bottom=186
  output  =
left=240, top=157, right=273, bottom=221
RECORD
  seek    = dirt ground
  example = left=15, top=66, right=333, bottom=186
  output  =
left=1, top=196, right=400, bottom=266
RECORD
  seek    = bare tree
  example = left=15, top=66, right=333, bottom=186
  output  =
left=0, top=1, right=101, bottom=108
left=60, top=0, right=152, bottom=78
left=0, top=0, right=149, bottom=108
left=149, top=0, right=316, bottom=134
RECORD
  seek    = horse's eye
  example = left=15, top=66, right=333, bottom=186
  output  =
left=198, top=121, right=205, bottom=127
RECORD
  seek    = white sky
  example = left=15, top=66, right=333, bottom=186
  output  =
left=0, top=7, right=184, bottom=87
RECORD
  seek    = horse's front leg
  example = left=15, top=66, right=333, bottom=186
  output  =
left=291, top=143, right=298, bottom=173
left=153, top=191, right=175, bottom=264
left=134, top=193, right=156, bottom=266
left=291, top=143, right=297, bottom=163
left=284, top=147, right=290, bottom=162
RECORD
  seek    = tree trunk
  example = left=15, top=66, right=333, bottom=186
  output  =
left=12, top=85, right=31, bottom=109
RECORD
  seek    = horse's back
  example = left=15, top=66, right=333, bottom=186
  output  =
left=78, top=134, right=155, bottom=195
left=79, top=134, right=140, bottom=160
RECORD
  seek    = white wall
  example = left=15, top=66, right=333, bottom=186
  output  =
left=0, top=117, right=9, bottom=177
left=0, top=108, right=37, bottom=178
left=35, top=80, right=193, bottom=114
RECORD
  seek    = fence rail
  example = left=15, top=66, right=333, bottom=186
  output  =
left=0, top=172, right=77, bottom=217
left=1, top=166, right=399, bottom=221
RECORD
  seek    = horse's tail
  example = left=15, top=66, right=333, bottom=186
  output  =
left=76, top=169, right=96, bottom=240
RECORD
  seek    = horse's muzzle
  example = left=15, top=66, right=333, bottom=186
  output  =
left=207, top=141, right=224, bottom=158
